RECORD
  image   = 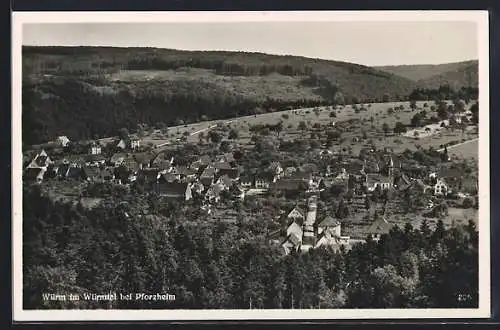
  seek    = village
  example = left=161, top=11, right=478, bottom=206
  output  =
left=23, top=100, right=479, bottom=255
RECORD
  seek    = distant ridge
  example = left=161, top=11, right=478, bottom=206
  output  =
left=375, top=60, right=478, bottom=83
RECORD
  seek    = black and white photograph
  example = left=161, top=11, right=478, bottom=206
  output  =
left=12, top=11, right=490, bottom=321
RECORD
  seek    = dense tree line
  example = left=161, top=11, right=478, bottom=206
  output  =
left=24, top=185, right=478, bottom=309
left=408, top=86, right=478, bottom=103
left=22, top=77, right=329, bottom=145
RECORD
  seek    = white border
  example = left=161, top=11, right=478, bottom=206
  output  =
left=12, top=11, right=490, bottom=322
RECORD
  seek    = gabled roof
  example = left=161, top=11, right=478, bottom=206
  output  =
left=34, top=155, right=49, bottom=167
left=216, top=174, right=233, bottom=187
left=201, top=167, right=216, bottom=178
left=286, top=221, right=303, bottom=238
left=121, top=157, right=141, bottom=171
left=366, top=174, right=392, bottom=185
left=116, top=139, right=127, bottom=149
left=214, top=162, right=232, bottom=170
left=287, top=206, right=305, bottom=219
left=316, top=216, right=340, bottom=228
left=368, top=216, right=393, bottom=235
left=110, top=153, right=127, bottom=164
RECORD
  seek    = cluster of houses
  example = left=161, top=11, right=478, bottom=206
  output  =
left=24, top=130, right=477, bottom=231
left=24, top=134, right=477, bottom=210
left=270, top=195, right=397, bottom=255
left=24, top=143, right=248, bottom=211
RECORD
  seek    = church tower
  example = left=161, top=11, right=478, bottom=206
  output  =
left=387, top=156, right=394, bottom=177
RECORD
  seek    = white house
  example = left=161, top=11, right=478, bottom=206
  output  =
left=56, top=136, right=70, bottom=147
left=89, top=142, right=102, bottom=155
left=434, top=179, right=449, bottom=196
left=130, top=137, right=141, bottom=150
left=286, top=221, right=303, bottom=238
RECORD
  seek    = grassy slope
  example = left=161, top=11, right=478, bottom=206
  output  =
left=375, top=60, right=478, bottom=82
left=23, top=46, right=417, bottom=103
left=415, top=62, right=479, bottom=90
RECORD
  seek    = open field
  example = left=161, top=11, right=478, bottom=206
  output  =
left=96, top=100, right=478, bottom=160
left=445, top=138, right=478, bottom=160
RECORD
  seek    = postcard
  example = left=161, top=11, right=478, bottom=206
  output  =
left=12, top=10, right=490, bottom=321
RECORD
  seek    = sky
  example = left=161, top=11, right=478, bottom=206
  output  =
left=22, top=21, right=478, bottom=66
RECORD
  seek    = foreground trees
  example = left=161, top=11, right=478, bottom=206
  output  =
left=23, top=186, right=478, bottom=309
